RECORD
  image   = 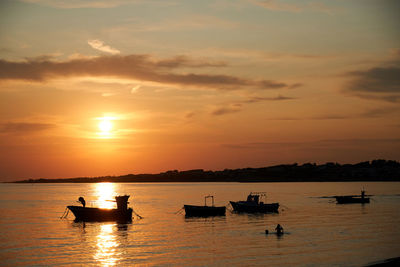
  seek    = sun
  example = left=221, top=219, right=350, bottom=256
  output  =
left=99, top=119, right=113, bottom=133
left=97, top=117, right=114, bottom=137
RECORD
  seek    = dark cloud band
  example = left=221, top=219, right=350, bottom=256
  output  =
left=0, top=54, right=294, bottom=90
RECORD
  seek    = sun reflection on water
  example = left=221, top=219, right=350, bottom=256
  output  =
left=94, top=223, right=120, bottom=266
left=95, top=183, right=116, bottom=209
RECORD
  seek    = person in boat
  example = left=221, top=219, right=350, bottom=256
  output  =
left=275, top=224, right=284, bottom=235
left=361, top=190, right=365, bottom=199
left=78, top=197, right=86, bottom=207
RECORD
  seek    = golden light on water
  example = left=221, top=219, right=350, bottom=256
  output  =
left=93, top=183, right=122, bottom=266
left=95, top=182, right=116, bottom=209
left=94, top=223, right=120, bottom=266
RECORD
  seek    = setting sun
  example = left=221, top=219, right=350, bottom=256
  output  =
left=99, top=119, right=113, bottom=133
left=97, top=117, right=115, bottom=138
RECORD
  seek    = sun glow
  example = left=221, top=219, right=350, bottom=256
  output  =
left=97, top=116, right=115, bottom=138
left=99, top=119, right=113, bottom=133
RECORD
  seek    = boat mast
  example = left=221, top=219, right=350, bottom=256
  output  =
left=205, top=195, right=214, bottom=206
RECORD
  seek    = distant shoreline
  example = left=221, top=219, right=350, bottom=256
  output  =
left=10, top=159, right=400, bottom=183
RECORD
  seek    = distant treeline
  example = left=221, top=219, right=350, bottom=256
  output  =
left=14, top=159, right=400, bottom=183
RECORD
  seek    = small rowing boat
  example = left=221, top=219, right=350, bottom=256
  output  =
left=335, top=190, right=370, bottom=204
left=67, top=195, right=133, bottom=222
left=184, top=195, right=226, bottom=217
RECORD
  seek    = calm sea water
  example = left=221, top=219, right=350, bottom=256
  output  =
left=0, top=182, right=399, bottom=266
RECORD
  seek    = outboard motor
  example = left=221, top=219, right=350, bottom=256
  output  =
left=115, top=195, right=130, bottom=211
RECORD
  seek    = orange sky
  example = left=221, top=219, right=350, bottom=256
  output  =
left=0, top=0, right=399, bottom=181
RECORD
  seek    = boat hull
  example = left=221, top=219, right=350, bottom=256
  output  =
left=67, top=206, right=133, bottom=222
left=335, top=197, right=370, bottom=204
left=230, top=201, right=279, bottom=213
left=184, top=205, right=226, bottom=217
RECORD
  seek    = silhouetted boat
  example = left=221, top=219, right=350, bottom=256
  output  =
left=335, top=190, right=370, bottom=204
left=230, top=192, right=279, bottom=213
left=67, top=195, right=133, bottom=222
left=335, top=196, right=370, bottom=204
left=184, top=195, right=226, bottom=217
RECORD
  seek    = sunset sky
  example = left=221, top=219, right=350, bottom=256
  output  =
left=0, top=0, right=399, bottom=181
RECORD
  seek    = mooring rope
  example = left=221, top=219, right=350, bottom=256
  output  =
left=226, top=202, right=234, bottom=213
left=173, top=207, right=184, bottom=214
left=60, top=207, right=69, bottom=219
left=132, top=208, right=143, bottom=219
left=280, top=204, right=290, bottom=210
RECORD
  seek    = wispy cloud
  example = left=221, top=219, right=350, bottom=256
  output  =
left=108, top=14, right=238, bottom=34
left=130, top=84, right=141, bottom=94
left=200, top=47, right=331, bottom=62
left=252, top=0, right=335, bottom=14
left=360, top=106, right=400, bottom=118
left=211, top=104, right=242, bottom=116
left=88, top=40, right=120, bottom=55
left=254, top=0, right=302, bottom=12
left=242, top=94, right=296, bottom=103
left=222, top=138, right=400, bottom=150
left=0, top=54, right=297, bottom=91
left=185, top=111, right=196, bottom=119
left=0, top=122, right=56, bottom=134
left=344, top=59, right=400, bottom=102
left=210, top=94, right=295, bottom=116
left=21, top=0, right=134, bottom=9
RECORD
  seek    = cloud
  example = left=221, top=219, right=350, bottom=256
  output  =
left=88, top=40, right=120, bottom=55
left=201, top=48, right=330, bottom=63
left=222, top=138, right=400, bottom=150
left=360, top=106, right=400, bottom=118
left=0, top=47, right=13, bottom=53
left=156, top=55, right=227, bottom=68
left=210, top=94, right=295, bottom=116
left=344, top=60, right=400, bottom=102
left=288, top=83, right=303, bottom=89
left=20, top=0, right=134, bottom=9
left=242, top=94, right=296, bottom=103
left=101, top=92, right=116, bottom=97
left=254, top=0, right=302, bottom=12
left=211, top=104, right=242, bottom=116
left=320, top=138, right=400, bottom=146
left=185, top=112, right=195, bottom=119
left=347, top=65, right=400, bottom=93
left=347, top=93, right=400, bottom=103
left=130, top=84, right=141, bottom=94
left=0, top=122, right=56, bottom=134
left=0, top=54, right=295, bottom=91
left=252, top=0, right=335, bottom=13
left=311, top=115, right=351, bottom=120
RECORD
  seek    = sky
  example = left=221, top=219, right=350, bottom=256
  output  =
left=0, top=0, right=399, bottom=181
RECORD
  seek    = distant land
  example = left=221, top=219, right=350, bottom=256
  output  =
left=11, top=159, right=400, bottom=183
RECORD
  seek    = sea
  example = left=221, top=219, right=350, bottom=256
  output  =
left=0, top=182, right=399, bottom=266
